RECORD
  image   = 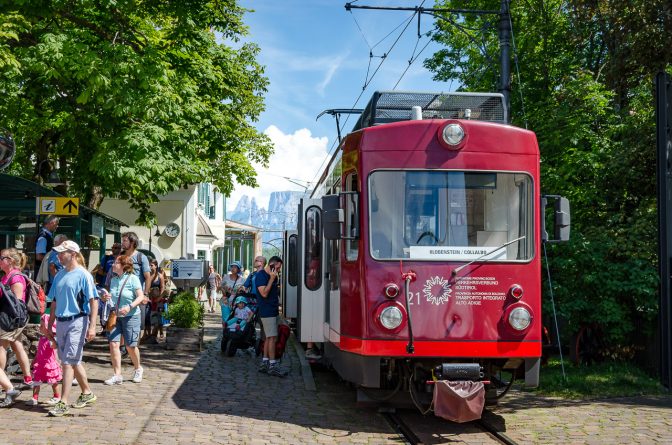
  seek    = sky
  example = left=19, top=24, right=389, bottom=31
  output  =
left=228, top=0, right=455, bottom=212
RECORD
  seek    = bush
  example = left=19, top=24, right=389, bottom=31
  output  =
left=165, top=292, right=203, bottom=329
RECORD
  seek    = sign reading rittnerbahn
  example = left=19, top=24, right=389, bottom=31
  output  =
left=36, top=197, right=80, bottom=216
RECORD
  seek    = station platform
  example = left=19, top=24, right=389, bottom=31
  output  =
left=0, top=308, right=670, bottom=444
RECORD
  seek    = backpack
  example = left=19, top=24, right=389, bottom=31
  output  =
left=8, top=272, right=46, bottom=315
left=0, top=281, right=29, bottom=331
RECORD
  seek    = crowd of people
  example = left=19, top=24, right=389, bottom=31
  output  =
left=0, top=226, right=161, bottom=416
left=0, top=216, right=299, bottom=416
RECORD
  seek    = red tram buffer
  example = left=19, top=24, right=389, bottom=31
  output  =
left=282, top=91, right=570, bottom=416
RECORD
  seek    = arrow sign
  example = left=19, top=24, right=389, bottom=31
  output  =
left=63, top=199, right=78, bottom=213
left=37, top=197, right=80, bottom=216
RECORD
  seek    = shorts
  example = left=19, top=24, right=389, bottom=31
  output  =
left=108, top=314, right=141, bottom=347
left=208, top=288, right=218, bottom=300
left=56, top=316, right=88, bottom=366
left=0, top=324, right=26, bottom=342
left=260, top=316, right=278, bottom=338
left=150, top=311, right=162, bottom=327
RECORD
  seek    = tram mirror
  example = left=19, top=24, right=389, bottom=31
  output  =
left=554, top=197, right=571, bottom=241
left=322, top=194, right=342, bottom=240
left=0, top=132, right=16, bottom=172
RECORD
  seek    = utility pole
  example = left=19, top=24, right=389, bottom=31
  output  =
left=345, top=1, right=512, bottom=121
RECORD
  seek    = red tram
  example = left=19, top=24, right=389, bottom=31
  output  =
left=283, top=91, right=570, bottom=405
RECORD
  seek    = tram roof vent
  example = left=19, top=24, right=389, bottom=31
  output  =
left=352, top=91, right=506, bottom=131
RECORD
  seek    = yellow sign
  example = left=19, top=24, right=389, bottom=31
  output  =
left=37, top=197, right=80, bottom=216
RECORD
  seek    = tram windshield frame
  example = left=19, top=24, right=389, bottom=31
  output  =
left=368, top=170, right=534, bottom=262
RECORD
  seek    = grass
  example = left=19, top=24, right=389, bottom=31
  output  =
left=532, top=357, right=667, bottom=399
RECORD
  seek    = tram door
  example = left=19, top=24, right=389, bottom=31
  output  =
left=282, top=230, right=298, bottom=318
left=296, top=199, right=326, bottom=343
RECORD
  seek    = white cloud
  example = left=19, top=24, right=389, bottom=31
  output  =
left=228, top=125, right=330, bottom=211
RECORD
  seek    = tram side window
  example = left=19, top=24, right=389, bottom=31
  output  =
left=304, top=206, right=322, bottom=291
left=288, top=234, right=298, bottom=287
left=345, top=172, right=359, bottom=261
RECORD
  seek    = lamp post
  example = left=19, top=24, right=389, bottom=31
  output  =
left=149, top=224, right=161, bottom=256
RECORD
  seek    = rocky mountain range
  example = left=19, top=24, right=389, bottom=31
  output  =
left=228, top=191, right=305, bottom=242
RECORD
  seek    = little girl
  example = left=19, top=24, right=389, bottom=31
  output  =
left=26, top=314, right=62, bottom=406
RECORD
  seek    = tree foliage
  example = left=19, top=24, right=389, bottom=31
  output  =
left=0, top=0, right=271, bottom=225
left=427, top=0, right=671, bottom=348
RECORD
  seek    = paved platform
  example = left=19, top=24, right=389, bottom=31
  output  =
left=0, top=309, right=670, bottom=444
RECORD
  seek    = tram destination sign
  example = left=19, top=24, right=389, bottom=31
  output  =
left=409, top=246, right=507, bottom=261
left=36, top=197, right=80, bottom=216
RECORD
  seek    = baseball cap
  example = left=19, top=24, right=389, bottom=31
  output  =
left=53, top=240, right=81, bottom=253
left=229, top=261, right=242, bottom=270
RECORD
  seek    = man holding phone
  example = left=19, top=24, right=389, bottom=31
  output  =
left=256, top=256, right=284, bottom=377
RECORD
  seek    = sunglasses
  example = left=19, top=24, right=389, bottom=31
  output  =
left=0, top=256, right=11, bottom=261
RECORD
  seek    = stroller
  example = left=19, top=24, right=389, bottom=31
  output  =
left=221, top=296, right=258, bottom=357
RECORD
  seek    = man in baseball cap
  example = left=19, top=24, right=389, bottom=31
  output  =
left=52, top=240, right=80, bottom=253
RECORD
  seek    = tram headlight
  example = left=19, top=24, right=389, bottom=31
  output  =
left=508, top=307, right=532, bottom=331
left=442, top=123, right=465, bottom=146
left=379, top=306, right=403, bottom=330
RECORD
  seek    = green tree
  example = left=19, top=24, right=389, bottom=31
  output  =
left=0, top=0, right=271, bottom=225
left=426, top=0, right=670, bottom=350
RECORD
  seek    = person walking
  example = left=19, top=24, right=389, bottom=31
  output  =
left=35, top=216, right=59, bottom=273
left=26, top=314, right=62, bottom=406
left=0, top=248, right=36, bottom=388
left=120, top=232, right=150, bottom=339
left=256, top=256, right=284, bottom=377
left=102, top=255, right=145, bottom=386
left=45, top=240, right=98, bottom=417
left=205, top=265, right=221, bottom=313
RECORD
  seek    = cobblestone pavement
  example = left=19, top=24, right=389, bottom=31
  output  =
left=0, top=310, right=670, bottom=444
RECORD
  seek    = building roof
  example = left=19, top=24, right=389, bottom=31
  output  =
left=225, top=219, right=262, bottom=232
left=196, top=213, right=217, bottom=238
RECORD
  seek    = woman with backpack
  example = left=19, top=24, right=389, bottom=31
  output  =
left=0, top=249, right=37, bottom=402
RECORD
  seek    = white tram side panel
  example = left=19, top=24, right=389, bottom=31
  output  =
left=296, top=198, right=327, bottom=343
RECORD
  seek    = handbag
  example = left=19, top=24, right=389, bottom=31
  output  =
left=106, top=274, right=131, bottom=331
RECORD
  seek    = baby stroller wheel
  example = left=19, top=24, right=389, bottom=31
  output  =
left=225, top=339, right=237, bottom=357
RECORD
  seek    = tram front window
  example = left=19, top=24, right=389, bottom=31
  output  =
left=369, top=171, right=533, bottom=261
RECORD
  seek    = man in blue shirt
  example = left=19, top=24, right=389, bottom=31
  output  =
left=256, top=256, right=284, bottom=377
left=46, top=240, right=98, bottom=417
left=35, top=216, right=59, bottom=272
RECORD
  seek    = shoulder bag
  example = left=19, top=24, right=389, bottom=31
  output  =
left=106, top=274, right=131, bottom=331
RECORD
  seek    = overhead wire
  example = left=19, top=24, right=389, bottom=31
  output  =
left=311, top=7, right=420, bottom=185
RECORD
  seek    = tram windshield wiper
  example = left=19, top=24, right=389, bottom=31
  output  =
left=451, top=236, right=526, bottom=278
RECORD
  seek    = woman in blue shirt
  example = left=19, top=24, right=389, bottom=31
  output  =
left=102, top=255, right=146, bottom=385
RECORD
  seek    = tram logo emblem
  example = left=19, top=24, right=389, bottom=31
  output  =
left=423, top=276, right=452, bottom=305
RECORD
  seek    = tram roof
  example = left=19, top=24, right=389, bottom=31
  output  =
left=352, top=91, right=506, bottom=132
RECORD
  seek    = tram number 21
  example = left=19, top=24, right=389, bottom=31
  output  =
left=407, top=292, right=421, bottom=305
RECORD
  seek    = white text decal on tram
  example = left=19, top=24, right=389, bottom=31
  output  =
left=409, top=246, right=507, bottom=261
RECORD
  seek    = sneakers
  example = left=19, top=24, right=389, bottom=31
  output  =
left=25, top=397, right=38, bottom=406
left=267, top=363, right=286, bottom=377
left=25, top=379, right=41, bottom=388
left=45, top=397, right=61, bottom=406
left=305, top=348, right=322, bottom=360
left=132, top=367, right=143, bottom=383
left=71, top=392, right=97, bottom=409
left=258, top=360, right=269, bottom=374
left=120, top=346, right=128, bottom=358
left=72, top=378, right=79, bottom=386
left=104, top=375, right=123, bottom=386
left=0, top=389, right=21, bottom=407
left=48, top=401, right=69, bottom=417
